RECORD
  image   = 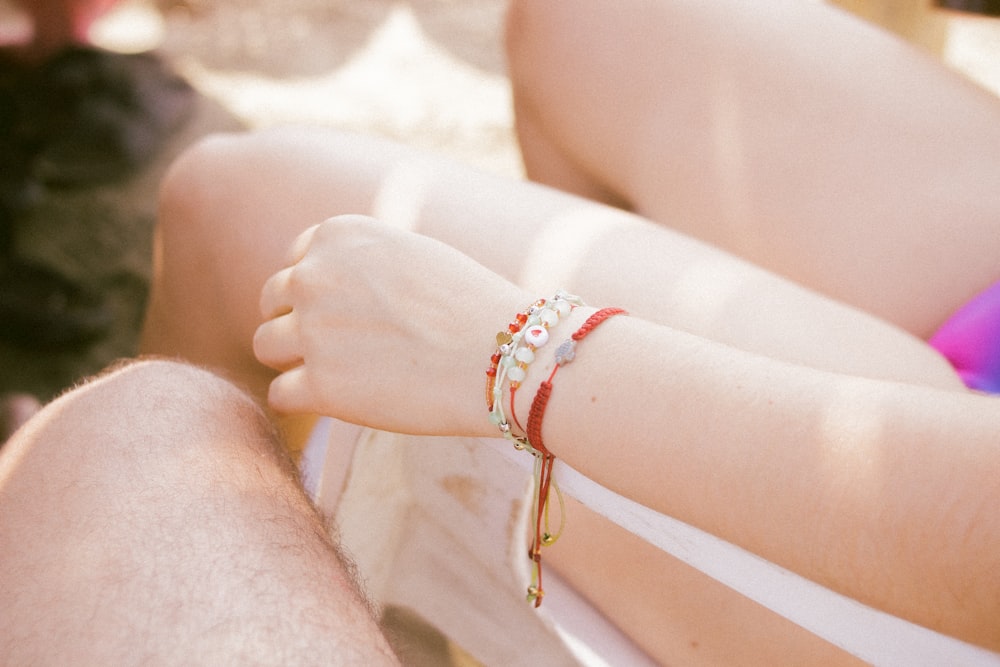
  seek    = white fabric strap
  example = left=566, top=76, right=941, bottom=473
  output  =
left=485, top=438, right=1000, bottom=667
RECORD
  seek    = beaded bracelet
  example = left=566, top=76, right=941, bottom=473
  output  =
left=486, top=291, right=582, bottom=450
left=484, top=291, right=583, bottom=607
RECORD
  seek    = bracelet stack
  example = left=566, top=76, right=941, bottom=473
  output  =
left=487, top=291, right=583, bottom=450
left=486, top=292, right=627, bottom=607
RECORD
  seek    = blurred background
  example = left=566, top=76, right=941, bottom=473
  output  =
left=0, top=0, right=997, bottom=405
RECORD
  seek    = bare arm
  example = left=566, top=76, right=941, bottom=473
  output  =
left=255, top=216, right=1000, bottom=651
left=518, top=305, right=1000, bottom=651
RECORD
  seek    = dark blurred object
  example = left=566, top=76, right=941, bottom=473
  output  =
left=1, top=46, right=195, bottom=188
left=0, top=46, right=193, bottom=348
left=934, top=1, right=1000, bottom=16
left=0, top=259, right=115, bottom=348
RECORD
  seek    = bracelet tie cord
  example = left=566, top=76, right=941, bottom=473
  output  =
left=486, top=295, right=627, bottom=607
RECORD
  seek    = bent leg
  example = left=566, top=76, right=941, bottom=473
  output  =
left=143, top=128, right=961, bottom=393
left=0, top=359, right=396, bottom=665
left=505, top=0, right=1000, bottom=337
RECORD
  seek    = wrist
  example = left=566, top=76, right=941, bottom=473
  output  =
left=463, top=287, right=538, bottom=437
left=508, top=305, right=598, bottom=436
left=479, top=295, right=627, bottom=607
left=483, top=291, right=598, bottom=446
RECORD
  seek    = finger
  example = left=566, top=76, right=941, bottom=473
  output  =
left=267, top=365, right=314, bottom=416
left=287, top=223, right=321, bottom=265
left=258, top=266, right=295, bottom=320
left=253, top=313, right=303, bottom=371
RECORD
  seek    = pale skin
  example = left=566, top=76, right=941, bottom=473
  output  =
left=506, top=0, right=1000, bottom=339
left=140, top=0, right=1000, bottom=664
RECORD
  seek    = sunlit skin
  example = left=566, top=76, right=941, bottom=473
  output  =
left=133, top=0, right=1000, bottom=663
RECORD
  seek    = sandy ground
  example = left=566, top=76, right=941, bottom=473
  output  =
left=149, top=0, right=520, bottom=174
left=1, top=0, right=999, bottom=402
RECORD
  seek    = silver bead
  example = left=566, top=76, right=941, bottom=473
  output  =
left=555, top=339, right=576, bottom=365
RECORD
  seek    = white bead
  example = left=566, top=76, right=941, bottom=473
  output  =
left=524, top=325, right=549, bottom=348
left=508, top=366, right=527, bottom=383
left=539, top=309, right=560, bottom=327
left=514, top=347, right=535, bottom=363
left=553, top=299, right=572, bottom=317
left=501, top=354, right=517, bottom=368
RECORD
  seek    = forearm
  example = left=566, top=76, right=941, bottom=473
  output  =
left=509, top=307, right=1000, bottom=649
left=253, top=209, right=997, bottom=646
left=233, top=127, right=962, bottom=391
left=408, top=162, right=961, bottom=391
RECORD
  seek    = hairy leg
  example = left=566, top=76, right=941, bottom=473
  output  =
left=0, top=359, right=397, bottom=665
left=142, top=127, right=960, bottom=395
left=505, top=0, right=1000, bottom=337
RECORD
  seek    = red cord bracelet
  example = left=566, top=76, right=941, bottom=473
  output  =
left=526, top=307, right=627, bottom=453
left=523, top=306, right=627, bottom=606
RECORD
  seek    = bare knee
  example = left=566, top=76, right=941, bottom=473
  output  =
left=144, top=132, right=279, bottom=380
left=99, top=357, right=283, bottom=456
left=504, top=0, right=580, bottom=97
left=151, top=132, right=247, bottom=321
left=0, top=358, right=397, bottom=665
left=159, top=132, right=243, bottom=213
left=503, top=0, right=541, bottom=67
left=504, top=1, right=633, bottom=207
left=156, top=132, right=248, bottom=266
left=11, top=358, right=288, bottom=479
left=503, top=0, right=543, bottom=101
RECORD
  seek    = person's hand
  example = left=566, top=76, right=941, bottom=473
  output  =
left=254, top=215, right=529, bottom=435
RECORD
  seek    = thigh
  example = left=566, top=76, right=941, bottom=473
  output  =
left=548, top=500, right=866, bottom=667
left=147, top=127, right=960, bottom=392
left=0, top=359, right=396, bottom=665
left=506, top=0, right=1000, bottom=337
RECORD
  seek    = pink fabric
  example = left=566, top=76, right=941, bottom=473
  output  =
left=930, top=279, right=1000, bottom=394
